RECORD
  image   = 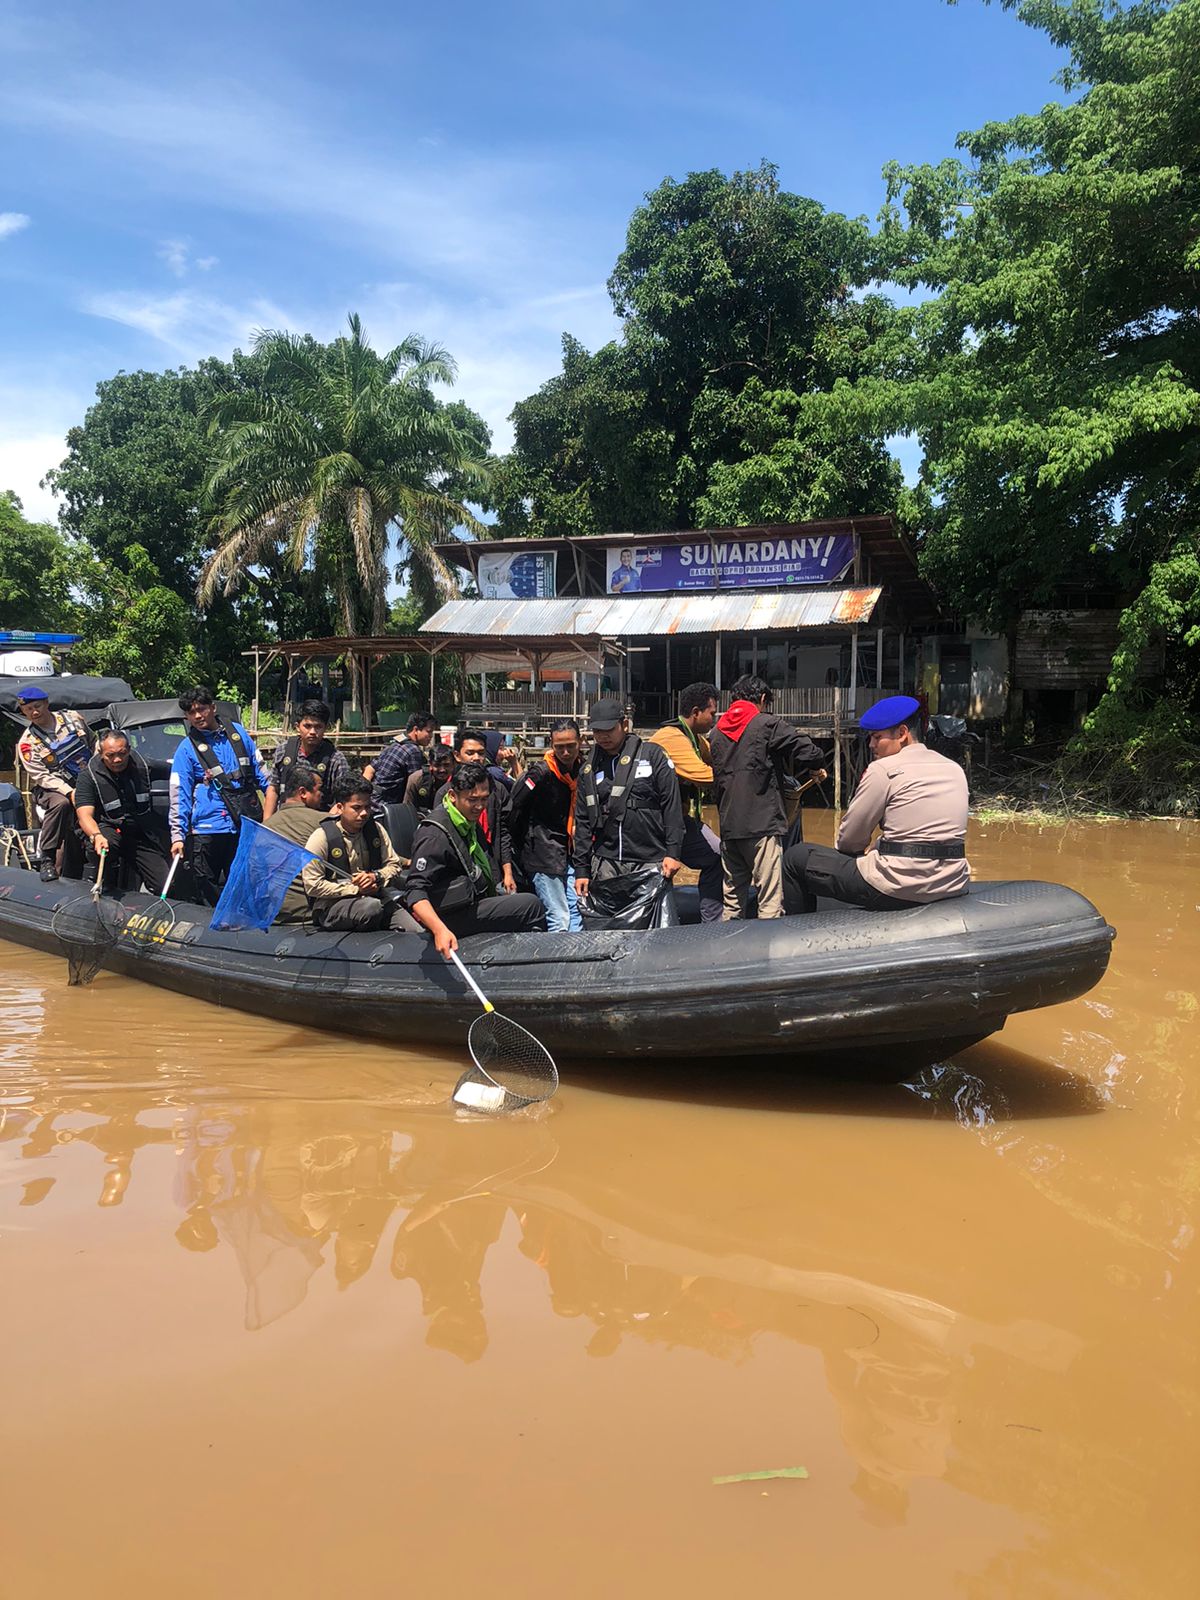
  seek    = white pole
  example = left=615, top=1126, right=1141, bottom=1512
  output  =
left=849, top=629, right=859, bottom=714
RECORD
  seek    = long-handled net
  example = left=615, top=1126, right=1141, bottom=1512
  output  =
left=448, top=949, right=558, bottom=1112
left=51, top=853, right=119, bottom=986
left=119, top=856, right=181, bottom=956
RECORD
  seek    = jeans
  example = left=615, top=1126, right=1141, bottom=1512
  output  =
left=531, top=868, right=582, bottom=932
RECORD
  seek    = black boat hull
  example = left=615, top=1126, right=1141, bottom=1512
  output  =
left=0, top=867, right=1115, bottom=1073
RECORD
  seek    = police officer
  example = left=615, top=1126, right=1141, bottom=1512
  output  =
left=14, top=684, right=91, bottom=881
left=261, top=698, right=351, bottom=819
left=169, top=685, right=270, bottom=906
left=782, top=695, right=971, bottom=914
left=573, top=698, right=683, bottom=905
left=406, top=763, right=545, bottom=958
left=74, top=729, right=173, bottom=894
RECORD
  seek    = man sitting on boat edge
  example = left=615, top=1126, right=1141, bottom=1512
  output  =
left=263, top=762, right=328, bottom=924
left=406, top=763, right=546, bottom=958
left=301, top=775, right=416, bottom=932
left=782, top=696, right=970, bottom=915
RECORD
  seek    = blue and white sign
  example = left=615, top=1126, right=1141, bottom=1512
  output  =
left=606, top=534, right=854, bottom=594
left=477, top=551, right=557, bottom=599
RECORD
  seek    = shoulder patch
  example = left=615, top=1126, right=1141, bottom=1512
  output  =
left=524, top=776, right=536, bottom=789
left=414, top=856, right=427, bottom=872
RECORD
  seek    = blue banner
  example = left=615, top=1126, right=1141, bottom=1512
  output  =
left=606, top=534, right=855, bottom=594
left=210, top=818, right=316, bottom=932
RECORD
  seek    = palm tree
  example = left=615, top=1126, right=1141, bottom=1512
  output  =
left=199, top=314, right=486, bottom=637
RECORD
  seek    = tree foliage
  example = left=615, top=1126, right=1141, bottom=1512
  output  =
left=0, top=492, right=80, bottom=632
left=200, top=315, right=489, bottom=630
left=488, top=163, right=902, bottom=536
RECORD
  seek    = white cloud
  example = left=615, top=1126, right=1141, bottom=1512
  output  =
left=195, top=255, right=218, bottom=272
left=0, top=211, right=31, bottom=239
left=0, top=433, right=68, bottom=522
left=157, top=237, right=189, bottom=277
left=2, top=74, right=587, bottom=295
left=81, top=288, right=294, bottom=360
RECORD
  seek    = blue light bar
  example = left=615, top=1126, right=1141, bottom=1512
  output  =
left=0, top=631, right=82, bottom=645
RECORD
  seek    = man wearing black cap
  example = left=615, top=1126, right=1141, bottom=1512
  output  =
left=573, top=699, right=683, bottom=905
left=14, top=684, right=91, bottom=881
left=782, top=695, right=970, bottom=914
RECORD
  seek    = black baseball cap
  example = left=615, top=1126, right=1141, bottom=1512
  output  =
left=589, top=698, right=625, bottom=730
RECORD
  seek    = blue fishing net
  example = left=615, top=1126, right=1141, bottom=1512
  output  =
left=210, top=818, right=316, bottom=932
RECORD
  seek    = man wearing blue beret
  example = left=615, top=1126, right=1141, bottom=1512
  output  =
left=782, top=695, right=970, bottom=914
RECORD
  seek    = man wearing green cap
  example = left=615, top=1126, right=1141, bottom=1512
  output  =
left=405, top=763, right=545, bottom=958
left=782, top=695, right=970, bottom=914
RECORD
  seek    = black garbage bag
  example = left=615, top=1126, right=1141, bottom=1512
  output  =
left=579, top=864, right=680, bottom=932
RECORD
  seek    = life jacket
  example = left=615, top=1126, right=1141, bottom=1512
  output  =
left=187, top=719, right=264, bottom=823
left=277, top=734, right=336, bottom=781
left=422, top=813, right=489, bottom=912
left=26, top=714, right=91, bottom=782
left=85, top=752, right=153, bottom=824
left=318, top=815, right=384, bottom=878
left=578, top=734, right=644, bottom=833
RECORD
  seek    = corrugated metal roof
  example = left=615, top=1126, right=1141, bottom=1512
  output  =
left=422, top=588, right=882, bottom=638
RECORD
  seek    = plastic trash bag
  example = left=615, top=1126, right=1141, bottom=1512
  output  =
left=580, top=864, right=680, bottom=932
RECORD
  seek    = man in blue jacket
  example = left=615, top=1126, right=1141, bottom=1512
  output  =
left=169, top=685, right=269, bottom=905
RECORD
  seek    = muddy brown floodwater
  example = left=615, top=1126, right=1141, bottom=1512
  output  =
left=1, top=816, right=1197, bottom=1599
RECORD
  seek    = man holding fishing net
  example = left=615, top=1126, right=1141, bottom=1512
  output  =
left=74, top=729, right=173, bottom=895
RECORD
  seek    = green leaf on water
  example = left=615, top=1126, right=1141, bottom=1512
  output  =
left=712, top=1467, right=809, bottom=1485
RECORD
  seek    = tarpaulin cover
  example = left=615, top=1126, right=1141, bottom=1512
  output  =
left=210, top=818, right=317, bottom=932
left=0, top=675, right=134, bottom=717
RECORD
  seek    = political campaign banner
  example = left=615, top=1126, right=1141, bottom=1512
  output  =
left=477, top=550, right=557, bottom=599
left=606, top=534, right=855, bottom=594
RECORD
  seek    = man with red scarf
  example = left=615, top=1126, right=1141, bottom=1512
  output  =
left=506, top=718, right=582, bottom=931
left=710, top=674, right=825, bottom=920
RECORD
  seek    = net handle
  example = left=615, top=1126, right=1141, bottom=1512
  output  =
left=91, top=849, right=107, bottom=902
left=448, top=948, right=494, bottom=1014
left=158, top=855, right=181, bottom=900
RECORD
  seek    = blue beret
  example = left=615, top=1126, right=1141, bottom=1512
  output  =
left=859, top=694, right=920, bottom=731
left=17, top=684, right=49, bottom=702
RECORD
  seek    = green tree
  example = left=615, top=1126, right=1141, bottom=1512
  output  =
left=488, top=163, right=900, bottom=537
left=0, top=491, right=80, bottom=631
left=814, top=0, right=1199, bottom=722
left=200, top=314, right=489, bottom=632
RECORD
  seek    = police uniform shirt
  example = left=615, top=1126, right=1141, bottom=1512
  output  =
left=17, top=711, right=90, bottom=797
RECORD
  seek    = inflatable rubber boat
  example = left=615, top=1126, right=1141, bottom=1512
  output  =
left=0, top=866, right=1114, bottom=1076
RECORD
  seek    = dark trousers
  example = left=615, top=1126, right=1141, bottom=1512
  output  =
left=87, top=823, right=173, bottom=896
left=679, top=815, right=724, bottom=924
left=782, top=842, right=915, bottom=915
left=189, top=832, right=238, bottom=907
left=313, top=895, right=419, bottom=933
left=443, top=892, right=546, bottom=938
left=36, top=788, right=85, bottom=877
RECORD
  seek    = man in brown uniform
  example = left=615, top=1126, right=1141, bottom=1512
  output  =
left=782, top=696, right=969, bottom=914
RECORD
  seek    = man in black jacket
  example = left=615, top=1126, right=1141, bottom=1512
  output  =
left=573, top=700, right=683, bottom=904
left=433, top=727, right=517, bottom=894
left=406, top=764, right=545, bottom=958
left=74, top=729, right=173, bottom=894
left=506, top=718, right=582, bottom=931
left=710, top=675, right=825, bottom=920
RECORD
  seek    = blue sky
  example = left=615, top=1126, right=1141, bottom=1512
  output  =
left=1, top=0, right=1068, bottom=522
